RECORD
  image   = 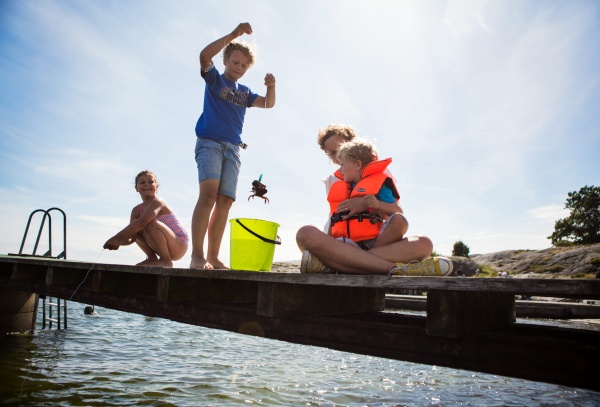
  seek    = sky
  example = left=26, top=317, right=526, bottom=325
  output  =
left=1, top=0, right=599, bottom=268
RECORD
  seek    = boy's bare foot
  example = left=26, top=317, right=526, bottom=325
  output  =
left=190, top=257, right=212, bottom=269
left=208, top=258, right=229, bottom=270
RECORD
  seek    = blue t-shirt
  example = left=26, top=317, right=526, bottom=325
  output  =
left=375, top=184, right=396, bottom=203
left=195, top=65, right=259, bottom=144
left=349, top=182, right=396, bottom=203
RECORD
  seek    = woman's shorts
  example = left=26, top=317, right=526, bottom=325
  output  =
left=336, top=212, right=408, bottom=250
left=195, top=137, right=241, bottom=200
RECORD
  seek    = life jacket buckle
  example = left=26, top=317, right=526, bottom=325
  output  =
left=330, top=211, right=350, bottom=226
left=331, top=210, right=382, bottom=226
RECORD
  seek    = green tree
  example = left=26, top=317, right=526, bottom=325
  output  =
left=549, top=185, right=600, bottom=245
left=452, top=241, right=470, bottom=257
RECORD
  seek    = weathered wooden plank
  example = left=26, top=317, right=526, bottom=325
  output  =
left=257, top=282, right=385, bottom=317
left=426, top=291, right=516, bottom=338
left=515, top=301, right=600, bottom=319
left=157, top=275, right=169, bottom=303
left=11, top=263, right=47, bottom=282
left=45, top=266, right=90, bottom=286
left=166, top=276, right=258, bottom=304
left=386, top=295, right=600, bottom=319
left=2, top=256, right=599, bottom=298
left=93, top=269, right=159, bottom=297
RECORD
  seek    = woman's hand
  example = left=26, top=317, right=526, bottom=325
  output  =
left=338, top=196, right=369, bottom=218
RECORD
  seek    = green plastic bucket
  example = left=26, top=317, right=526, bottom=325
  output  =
left=229, top=218, right=281, bottom=271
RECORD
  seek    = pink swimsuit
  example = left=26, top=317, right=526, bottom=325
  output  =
left=140, top=206, right=189, bottom=244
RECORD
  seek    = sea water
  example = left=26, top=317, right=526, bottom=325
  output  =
left=1, top=303, right=599, bottom=406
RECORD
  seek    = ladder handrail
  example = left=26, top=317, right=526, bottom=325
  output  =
left=19, top=209, right=49, bottom=256
left=18, top=207, right=67, bottom=259
left=47, top=207, right=67, bottom=259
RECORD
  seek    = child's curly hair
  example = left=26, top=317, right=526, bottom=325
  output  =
left=317, top=124, right=357, bottom=152
left=223, top=41, right=255, bottom=67
left=336, top=138, right=378, bottom=167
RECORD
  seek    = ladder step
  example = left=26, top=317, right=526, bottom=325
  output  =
left=45, top=318, right=58, bottom=323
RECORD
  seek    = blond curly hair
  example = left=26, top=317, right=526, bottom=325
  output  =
left=223, top=41, right=255, bottom=67
left=336, top=138, right=378, bottom=167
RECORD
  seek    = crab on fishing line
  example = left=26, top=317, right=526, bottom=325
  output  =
left=248, top=174, right=269, bottom=204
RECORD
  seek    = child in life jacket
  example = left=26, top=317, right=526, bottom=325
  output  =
left=328, top=138, right=408, bottom=250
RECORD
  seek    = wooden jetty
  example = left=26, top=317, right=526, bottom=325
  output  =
left=386, top=294, right=600, bottom=319
left=1, top=255, right=599, bottom=392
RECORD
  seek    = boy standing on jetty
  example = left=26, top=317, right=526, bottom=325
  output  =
left=190, top=22, right=276, bottom=270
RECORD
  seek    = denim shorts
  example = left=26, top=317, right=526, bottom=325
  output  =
left=195, top=137, right=241, bottom=199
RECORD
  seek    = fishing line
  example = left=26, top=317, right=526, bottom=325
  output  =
left=69, top=248, right=105, bottom=301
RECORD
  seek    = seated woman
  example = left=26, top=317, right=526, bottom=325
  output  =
left=103, top=170, right=189, bottom=268
left=296, top=124, right=452, bottom=276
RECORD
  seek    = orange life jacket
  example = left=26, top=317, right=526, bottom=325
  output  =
left=327, top=158, right=399, bottom=242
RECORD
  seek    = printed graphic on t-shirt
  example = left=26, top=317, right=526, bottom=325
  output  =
left=219, top=86, right=249, bottom=107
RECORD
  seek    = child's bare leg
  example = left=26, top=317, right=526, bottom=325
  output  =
left=140, top=220, right=188, bottom=268
left=373, top=213, right=408, bottom=248
left=141, top=223, right=173, bottom=268
left=135, top=234, right=159, bottom=265
left=206, top=194, right=234, bottom=269
left=190, top=180, right=219, bottom=269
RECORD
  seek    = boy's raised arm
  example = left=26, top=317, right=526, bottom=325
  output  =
left=253, top=73, right=277, bottom=108
left=199, top=23, right=253, bottom=71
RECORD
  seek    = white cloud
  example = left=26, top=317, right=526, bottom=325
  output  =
left=529, top=205, right=569, bottom=221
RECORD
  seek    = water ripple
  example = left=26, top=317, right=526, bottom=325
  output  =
left=0, top=303, right=599, bottom=406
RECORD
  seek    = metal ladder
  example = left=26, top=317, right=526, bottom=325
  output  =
left=41, top=296, right=67, bottom=330
left=17, top=207, right=68, bottom=329
left=18, top=207, right=67, bottom=259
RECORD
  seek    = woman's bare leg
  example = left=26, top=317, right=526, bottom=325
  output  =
left=296, top=225, right=433, bottom=275
left=297, top=226, right=393, bottom=274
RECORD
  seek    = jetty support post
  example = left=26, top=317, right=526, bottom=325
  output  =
left=257, top=283, right=386, bottom=317
left=426, top=290, right=516, bottom=338
left=0, top=285, right=38, bottom=335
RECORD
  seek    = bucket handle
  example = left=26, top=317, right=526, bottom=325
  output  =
left=236, top=219, right=281, bottom=245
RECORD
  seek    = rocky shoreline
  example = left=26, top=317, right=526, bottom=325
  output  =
left=456, top=243, right=600, bottom=278
left=272, top=243, right=600, bottom=278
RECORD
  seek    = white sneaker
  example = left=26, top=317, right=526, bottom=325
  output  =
left=300, top=250, right=335, bottom=274
left=389, top=257, right=453, bottom=277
